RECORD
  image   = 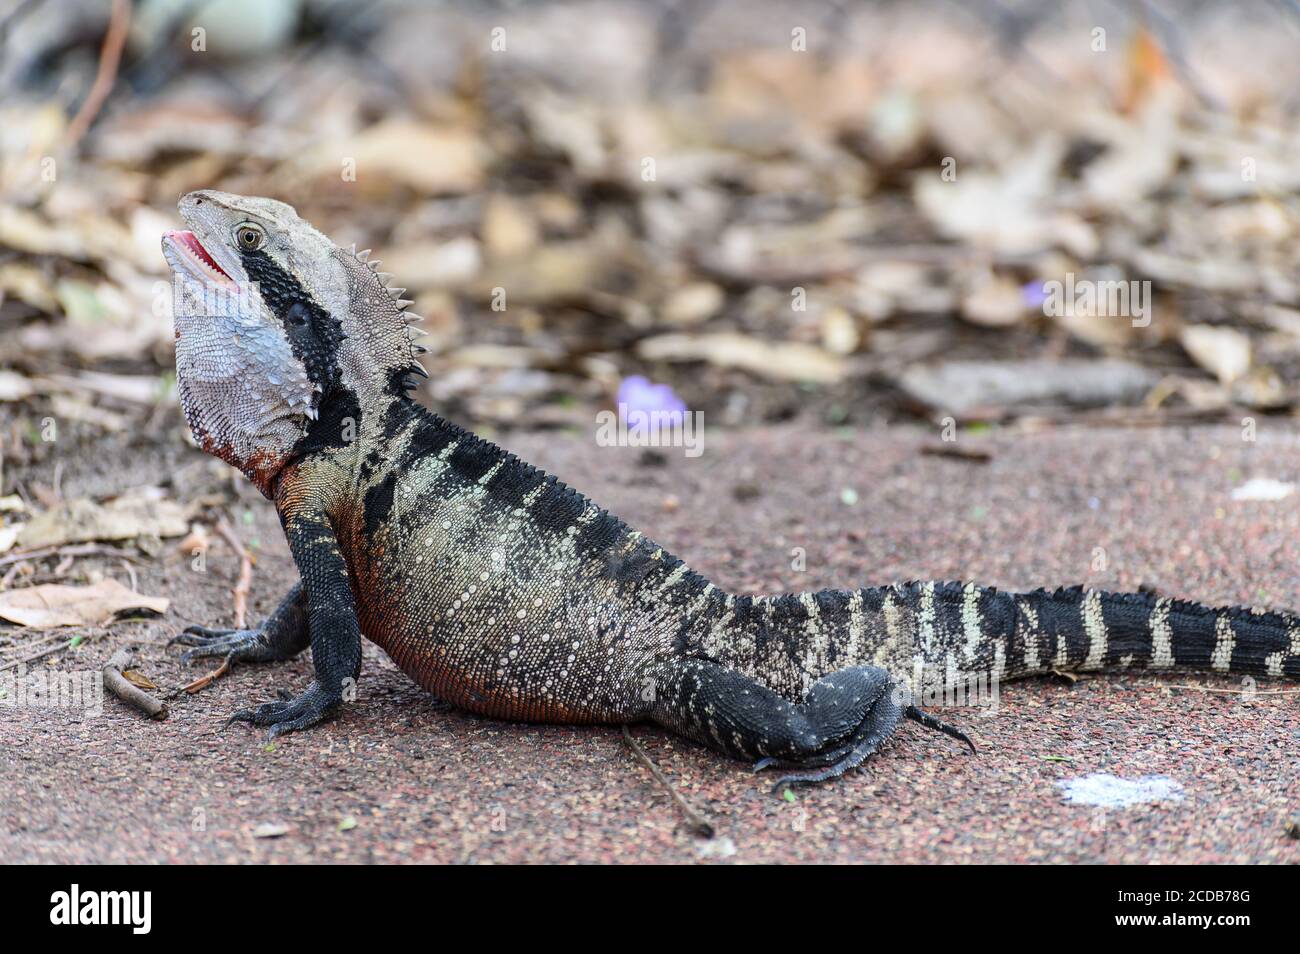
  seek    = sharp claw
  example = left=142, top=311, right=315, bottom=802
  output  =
left=267, top=721, right=298, bottom=740
left=223, top=710, right=255, bottom=731
left=905, top=706, right=977, bottom=754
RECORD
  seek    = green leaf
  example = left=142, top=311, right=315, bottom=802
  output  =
left=1039, top=754, right=1074, bottom=762
left=782, top=788, right=797, bottom=803
left=338, top=815, right=358, bottom=832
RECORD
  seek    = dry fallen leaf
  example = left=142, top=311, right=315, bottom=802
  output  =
left=122, top=669, right=160, bottom=691
left=820, top=307, right=861, bottom=355
left=18, top=494, right=191, bottom=549
left=481, top=194, right=540, bottom=259
left=296, top=119, right=484, bottom=195
left=961, top=272, right=1027, bottom=328
left=636, top=332, right=845, bottom=383
left=1179, top=324, right=1252, bottom=384
left=662, top=282, right=724, bottom=327
left=0, top=370, right=35, bottom=402
left=176, top=524, right=212, bottom=556
left=0, top=578, right=168, bottom=628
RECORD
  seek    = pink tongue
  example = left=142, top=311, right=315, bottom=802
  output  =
left=167, top=229, right=230, bottom=278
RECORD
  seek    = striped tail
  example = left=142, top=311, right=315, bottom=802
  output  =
left=1004, top=584, right=1300, bottom=679
left=690, top=581, right=1300, bottom=702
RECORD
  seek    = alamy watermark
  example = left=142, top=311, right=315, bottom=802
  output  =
left=0, top=663, right=104, bottom=716
left=50, top=885, right=151, bottom=934
left=890, top=656, right=1000, bottom=715
left=165, top=275, right=261, bottom=319
left=596, top=404, right=705, bottom=458
left=1040, top=272, right=1151, bottom=328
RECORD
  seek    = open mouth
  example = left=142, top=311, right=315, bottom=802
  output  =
left=163, top=230, right=234, bottom=285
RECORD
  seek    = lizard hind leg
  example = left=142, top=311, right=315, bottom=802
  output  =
left=649, top=659, right=936, bottom=790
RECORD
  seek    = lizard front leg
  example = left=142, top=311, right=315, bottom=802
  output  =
left=226, top=506, right=362, bottom=738
left=172, top=582, right=308, bottom=665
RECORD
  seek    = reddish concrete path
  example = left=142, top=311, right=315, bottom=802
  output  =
left=2, top=424, right=1297, bottom=862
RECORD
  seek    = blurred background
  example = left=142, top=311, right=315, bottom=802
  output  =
left=4, top=0, right=1300, bottom=458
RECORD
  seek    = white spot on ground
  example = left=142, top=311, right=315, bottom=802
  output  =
left=1231, top=478, right=1295, bottom=501
left=1057, top=773, right=1184, bottom=808
left=694, top=836, right=737, bottom=859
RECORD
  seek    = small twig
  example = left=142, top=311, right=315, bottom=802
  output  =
left=177, top=654, right=230, bottom=696
left=103, top=647, right=167, bottom=720
left=919, top=443, right=993, bottom=463
left=1158, top=684, right=1300, bottom=696
left=621, top=725, right=714, bottom=839
left=0, top=543, right=141, bottom=569
left=214, top=517, right=254, bottom=628
left=0, top=630, right=66, bottom=667
left=63, top=0, right=132, bottom=150
left=0, top=634, right=83, bottom=671
left=119, top=558, right=138, bottom=593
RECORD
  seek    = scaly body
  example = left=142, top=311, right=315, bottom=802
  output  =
left=163, top=191, right=1300, bottom=787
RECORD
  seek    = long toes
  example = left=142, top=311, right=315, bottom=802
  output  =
left=770, top=684, right=907, bottom=791
left=267, top=712, right=325, bottom=738
left=225, top=700, right=288, bottom=729
left=905, top=706, right=977, bottom=754
left=169, top=631, right=209, bottom=648
left=772, top=727, right=890, bottom=791
left=171, top=625, right=238, bottom=645
left=224, top=709, right=258, bottom=730
left=173, top=629, right=271, bottom=665
left=753, top=740, right=852, bottom=774
left=769, top=722, right=894, bottom=795
left=179, top=642, right=238, bottom=664
left=185, top=624, right=236, bottom=637
left=250, top=700, right=292, bottom=723
left=224, top=687, right=338, bottom=737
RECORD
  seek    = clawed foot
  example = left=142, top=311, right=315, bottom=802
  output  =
left=225, top=681, right=341, bottom=738
left=172, top=621, right=339, bottom=738
left=170, top=625, right=278, bottom=665
left=754, top=681, right=976, bottom=792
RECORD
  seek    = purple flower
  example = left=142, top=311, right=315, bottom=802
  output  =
left=1021, top=280, right=1049, bottom=309
left=617, top=375, right=687, bottom=429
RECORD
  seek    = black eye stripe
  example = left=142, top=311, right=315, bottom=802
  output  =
left=239, top=249, right=345, bottom=391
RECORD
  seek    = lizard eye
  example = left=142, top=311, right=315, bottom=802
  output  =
left=234, top=223, right=265, bottom=251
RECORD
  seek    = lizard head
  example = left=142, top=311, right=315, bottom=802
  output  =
left=162, top=190, right=423, bottom=493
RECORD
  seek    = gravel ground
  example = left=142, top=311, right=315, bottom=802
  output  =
left=2, top=423, right=1298, bottom=863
